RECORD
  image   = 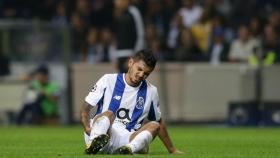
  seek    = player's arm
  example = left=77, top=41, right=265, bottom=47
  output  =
left=80, top=102, right=93, bottom=135
left=81, top=74, right=108, bottom=135
left=158, top=118, right=183, bottom=154
left=150, top=87, right=182, bottom=153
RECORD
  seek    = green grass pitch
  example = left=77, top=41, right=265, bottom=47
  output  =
left=0, top=125, right=280, bottom=158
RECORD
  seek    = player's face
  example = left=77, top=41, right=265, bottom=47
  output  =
left=127, top=58, right=154, bottom=87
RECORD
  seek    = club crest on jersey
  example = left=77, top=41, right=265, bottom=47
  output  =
left=136, top=97, right=145, bottom=109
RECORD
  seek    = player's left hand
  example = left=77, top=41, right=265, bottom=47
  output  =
left=170, top=148, right=184, bottom=154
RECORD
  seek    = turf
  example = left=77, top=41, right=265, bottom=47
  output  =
left=0, top=125, right=279, bottom=158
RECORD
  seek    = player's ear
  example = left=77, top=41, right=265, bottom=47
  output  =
left=128, top=57, right=134, bottom=68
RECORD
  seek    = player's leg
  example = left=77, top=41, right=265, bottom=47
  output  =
left=85, top=110, right=115, bottom=154
left=106, top=123, right=132, bottom=154
left=114, top=121, right=160, bottom=154
left=89, top=110, right=115, bottom=140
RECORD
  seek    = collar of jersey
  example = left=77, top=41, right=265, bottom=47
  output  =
left=122, top=73, right=142, bottom=89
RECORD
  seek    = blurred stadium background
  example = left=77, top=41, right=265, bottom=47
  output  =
left=0, top=0, right=280, bottom=127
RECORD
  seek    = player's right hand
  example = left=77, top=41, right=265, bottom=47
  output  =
left=170, top=148, right=184, bottom=154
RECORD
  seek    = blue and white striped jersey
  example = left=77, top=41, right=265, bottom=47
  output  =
left=85, top=73, right=161, bottom=131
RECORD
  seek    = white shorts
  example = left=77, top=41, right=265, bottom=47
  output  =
left=84, top=121, right=134, bottom=154
left=105, top=123, right=134, bottom=153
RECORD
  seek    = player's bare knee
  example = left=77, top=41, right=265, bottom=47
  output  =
left=148, top=121, right=160, bottom=134
left=153, top=122, right=160, bottom=133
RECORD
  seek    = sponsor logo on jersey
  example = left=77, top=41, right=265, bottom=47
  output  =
left=116, top=108, right=131, bottom=121
left=115, top=119, right=130, bottom=126
left=115, top=108, right=131, bottom=126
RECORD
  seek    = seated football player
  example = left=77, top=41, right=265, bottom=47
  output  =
left=80, top=49, right=182, bottom=154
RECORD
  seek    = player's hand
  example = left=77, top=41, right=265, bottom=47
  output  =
left=169, top=147, right=184, bottom=154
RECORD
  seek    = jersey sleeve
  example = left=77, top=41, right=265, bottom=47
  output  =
left=147, top=87, right=161, bottom=121
left=85, top=74, right=107, bottom=107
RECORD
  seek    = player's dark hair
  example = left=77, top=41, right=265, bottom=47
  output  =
left=133, top=49, right=157, bottom=68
